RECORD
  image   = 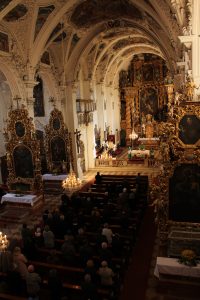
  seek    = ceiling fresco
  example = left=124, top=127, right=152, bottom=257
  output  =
left=35, top=5, right=55, bottom=39
left=3, top=4, right=28, bottom=22
left=0, top=0, right=12, bottom=12
left=70, top=0, right=143, bottom=28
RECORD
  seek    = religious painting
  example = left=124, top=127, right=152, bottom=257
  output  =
left=3, top=4, right=27, bottom=22
left=169, top=164, right=200, bottom=223
left=142, top=64, right=154, bottom=81
left=0, top=32, right=9, bottom=52
left=178, top=115, right=200, bottom=145
left=34, top=5, right=55, bottom=39
left=13, top=145, right=34, bottom=178
left=33, top=76, right=45, bottom=117
left=51, top=136, right=66, bottom=162
left=140, top=87, right=158, bottom=118
left=53, top=118, right=61, bottom=130
left=41, top=51, right=50, bottom=65
left=15, top=121, right=25, bottom=137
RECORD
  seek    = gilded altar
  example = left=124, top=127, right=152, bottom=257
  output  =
left=3, top=105, right=42, bottom=194
left=119, top=54, right=170, bottom=145
left=150, top=103, right=200, bottom=245
left=44, top=108, right=73, bottom=173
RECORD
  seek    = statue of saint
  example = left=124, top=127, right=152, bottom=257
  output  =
left=185, top=75, right=199, bottom=101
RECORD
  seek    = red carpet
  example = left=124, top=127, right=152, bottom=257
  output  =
left=120, top=206, right=157, bottom=300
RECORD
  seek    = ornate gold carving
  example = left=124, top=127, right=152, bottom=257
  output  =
left=45, top=108, right=73, bottom=173
left=153, top=104, right=200, bottom=244
left=4, top=105, right=42, bottom=193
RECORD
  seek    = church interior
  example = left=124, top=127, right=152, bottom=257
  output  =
left=0, top=0, right=200, bottom=299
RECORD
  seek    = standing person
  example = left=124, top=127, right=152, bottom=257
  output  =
left=26, top=265, right=41, bottom=300
left=95, top=172, right=102, bottom=184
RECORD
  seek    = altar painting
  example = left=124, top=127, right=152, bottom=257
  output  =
left=140, top=87, right=158, bottom=118
left=169, top=164, right=200, bottom=223
left=51, top=136, right=66, bottom=162
left=13, top=145, right=34, bottom=178
left=178, top=115, right=200, bottom=145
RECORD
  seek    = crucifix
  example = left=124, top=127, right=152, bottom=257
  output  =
left=49, top=96, right=56, bottom=108
left=13, top=95, right=22, bottom=109
left=74, top=129, right=81, bottom=154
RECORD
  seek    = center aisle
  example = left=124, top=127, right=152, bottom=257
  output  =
left=120, top=205, right=157, bottom=300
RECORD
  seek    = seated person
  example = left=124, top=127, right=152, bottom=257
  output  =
left=98, top=261, right=114, bottom=286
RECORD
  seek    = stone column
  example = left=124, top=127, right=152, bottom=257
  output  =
left=65, top=81, right=78, bottom=175
left=23, top=80, right=38, bottom=118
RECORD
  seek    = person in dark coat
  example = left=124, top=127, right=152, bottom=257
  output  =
left=81, top=273, right=98, bottom=300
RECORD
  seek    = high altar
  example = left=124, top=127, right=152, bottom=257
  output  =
left=119, top=54, right=171, bottom=147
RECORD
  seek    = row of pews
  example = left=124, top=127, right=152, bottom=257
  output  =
left=1, top=174, right=149, bottom=300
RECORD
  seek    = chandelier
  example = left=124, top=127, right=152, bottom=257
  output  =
left=62, top=166, right=82, bottom=190
left=129, top=128, right=138, bottom=140
left=0, top=232, right=8, bottom=251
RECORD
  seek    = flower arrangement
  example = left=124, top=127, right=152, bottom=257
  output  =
left=179, top=249, right=197, bottom=266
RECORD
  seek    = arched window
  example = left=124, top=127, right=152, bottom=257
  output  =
left=33, top=76, right=45, bottom=117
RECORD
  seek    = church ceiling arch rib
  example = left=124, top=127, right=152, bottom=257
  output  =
left=0, top=0, right=22, bottom=21
left=100, top=44, right=163, bottom=86
left=86, top=20, right=175, bottom=84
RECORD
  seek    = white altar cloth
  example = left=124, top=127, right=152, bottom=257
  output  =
left=1, top=193, right=38, bottom=206
left=42, top=174, right=67, bottom=181
left=131, top=149, right=150, bottom=157
left=154, top=257, right=200, bottom=279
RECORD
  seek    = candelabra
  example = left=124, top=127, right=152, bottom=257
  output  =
left=62, top=167, right=82, bottom=190
left=0, top=232, right=8, bottom=251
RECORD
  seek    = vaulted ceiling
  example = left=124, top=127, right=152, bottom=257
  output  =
left=0, top=0, right=190, bottom=86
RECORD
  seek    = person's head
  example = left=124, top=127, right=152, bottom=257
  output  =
left=27, top=265, right=35, bottom=273
left=13, top=246, right=21, bottom=254
left=36, top=227, right=41, bottom=233
left=84, top=273, right=91, bottom=283
left=44, top=225, right=50, bottom=232
left=86, top=259, right=94, bottom=268
left=49, top=268, right=58, bottom=277
left=101, top=261, right=108, bottom=268
left=101, top=242, right=108, bottom=249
